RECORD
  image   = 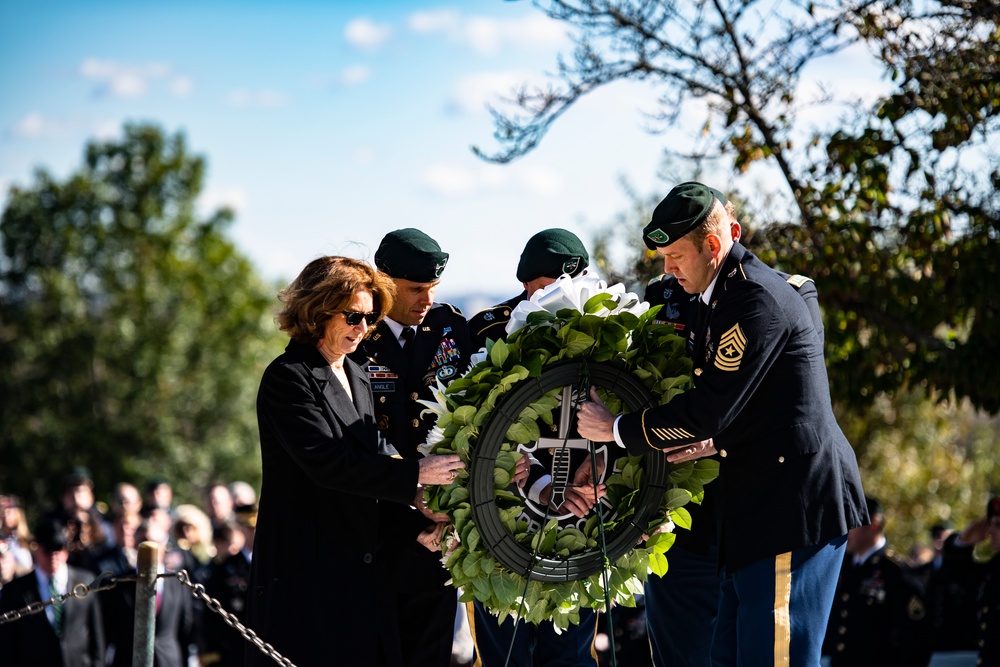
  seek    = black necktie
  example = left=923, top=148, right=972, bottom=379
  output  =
left=400, top=327, right=415, bottom=356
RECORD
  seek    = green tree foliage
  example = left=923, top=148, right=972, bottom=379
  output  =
left=0, top=123, right=283, bottom=515
left=837, top=389, right=1000, bottom=552
left=477, top=0, right=1000, bottom=413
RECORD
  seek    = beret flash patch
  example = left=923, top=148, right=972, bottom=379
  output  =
left=714, top=323, right=746, bottom=371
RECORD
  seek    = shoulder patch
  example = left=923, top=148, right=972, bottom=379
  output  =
left=439, top=302, right=465, bottom=317
left=647, top=274, right=667, bottom=286
left=786, top=274, right=813, bottom=288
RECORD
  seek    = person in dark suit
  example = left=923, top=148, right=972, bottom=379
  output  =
left=823, top=496, right=932, bottom=667
left=576, top=181, right=868, bottom=666
left=349, top=229, right=477, bottom=667
left=642, top=193, right=826, bottom=667
left=200, top=520, right=250, bottom=667
left=0, top=518, right=105, bottom=667
left=246, top=255, right=464, bottom=667
left=465, top=229, right=600, bottom=667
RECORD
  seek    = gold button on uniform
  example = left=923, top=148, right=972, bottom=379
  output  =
left=719, top=449, right=727, bottom=458
left=410, top=392, right=419, bottom=401
left=411, top=419, right=419, bottom=428
left=379, top=396, right=386, bottom=403
left=778, top=456, right=785, bottom=463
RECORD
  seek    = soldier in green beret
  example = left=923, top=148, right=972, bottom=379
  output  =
left=468, top=228, right=589, bottom=350
left=349, top=228, right=476, bottom=667
left=577, top=181, right=868, bottom=667
left=466, top=229, right=600, bottom=667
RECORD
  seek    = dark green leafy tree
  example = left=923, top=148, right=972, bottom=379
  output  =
left=477, top=0, right=1000, bottom=412
left=0, top=123, right=283, bottom=516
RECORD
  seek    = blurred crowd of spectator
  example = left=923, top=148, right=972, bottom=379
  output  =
left=1, top=467, right=997, bottom=667
left=0, top=467, right=258, bottom=667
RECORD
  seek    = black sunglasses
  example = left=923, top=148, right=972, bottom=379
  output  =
left=339, top=310, right=380, bottom=326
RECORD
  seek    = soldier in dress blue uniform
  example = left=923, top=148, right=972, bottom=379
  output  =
left=466, top=229, right=600, bottom=667
left=822, top=496, right=932, bottom=667
left=576, top=181, right=868, bottom=666
left=349, top=228, right=476, bottom=667
left=942, top=497, right=1000, bottom=667
left=642, top=191, right=826, bottom=667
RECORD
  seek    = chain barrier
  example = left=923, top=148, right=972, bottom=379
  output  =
left=0, top=568, right=297, bottom=667
left=166, top=569, right=297, bottom=667
left=0, top=571, right=135, bottom=624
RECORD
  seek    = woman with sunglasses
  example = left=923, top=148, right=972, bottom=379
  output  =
left=246, top=256, right=465, bottom=667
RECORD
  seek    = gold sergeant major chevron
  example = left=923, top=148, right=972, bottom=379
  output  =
left=714, top=323, right=746, bottom=372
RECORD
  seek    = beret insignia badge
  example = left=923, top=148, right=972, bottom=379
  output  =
left=562, top=256, right=581, bottom=275
left=646, top=228, right=670, bottom=245
left=434, top=258, right=448, bottom=277
left=714, top=323, right=746, bottom=371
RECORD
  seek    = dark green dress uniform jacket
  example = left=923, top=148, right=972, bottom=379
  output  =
left=618, top=242, right=867, bottom=571
left=349, top=302, right=475, bottom=588
left=247, top=340, right=419, bottom=667
left=823, top=546, right=932, bottom=667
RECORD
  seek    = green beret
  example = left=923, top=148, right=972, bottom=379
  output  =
left=375, top=228, right=449, bottom=282
left=642, top=181, right=727, bottom=250
left=516, top=228, right=589, bottom=282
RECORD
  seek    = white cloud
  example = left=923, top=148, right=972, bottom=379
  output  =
left=408, top=9, right=461, bottom=34
left=447, top=70, right=541, bottom=114
left=340, top=65, right=372, bottom=86
left=517, top=165, right=562, bottom=196
left=345, top=17, right=392, bottom=50
left=199, top=186, right=248, bottom=216
left=421, top=162, right=563, bottom=197
left=90, top=119, right=120, bottom=140
left=408, top=11, right=566, bottom=55
left=225, top=90, right=290, bottom=109
left=10, top=112, right=61, bottom=138
left=79, top=58, right=186, bottom=98
left=169, top=76, right=194, bottom=97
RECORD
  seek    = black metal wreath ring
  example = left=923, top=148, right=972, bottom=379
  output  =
left=469, top=359, right=669, bottom=582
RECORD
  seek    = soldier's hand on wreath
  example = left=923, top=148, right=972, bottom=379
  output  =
left=418, top=454, right=465, bottom=486
left=417, top=521, right=446, bottom=552
left=664, top=439, right=716, bottom=463
left=562, top=453, right=607, bottom=517
left=576, top=387, right=616, bottom=442
left=511, top=453, right=530, bottom=488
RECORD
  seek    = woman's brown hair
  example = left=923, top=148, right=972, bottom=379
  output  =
left=276, top=256, right=395, bottom=346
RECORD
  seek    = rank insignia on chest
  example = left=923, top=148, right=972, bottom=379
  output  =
left=484, top=312, right=495, bottom=321
left=366, top=365, right=399, bottom=379
left=714, top=323, right=746, bottom=371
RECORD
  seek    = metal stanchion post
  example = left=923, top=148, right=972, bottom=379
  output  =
left=133, top=541, right=161, bottom=667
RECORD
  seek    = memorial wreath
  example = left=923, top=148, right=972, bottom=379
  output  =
left=419, top=272, right=719, bottom=630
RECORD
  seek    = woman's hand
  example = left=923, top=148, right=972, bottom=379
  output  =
left=416, top=521, right=446, bottom=552
left=417, top=454, right=466, bottom=486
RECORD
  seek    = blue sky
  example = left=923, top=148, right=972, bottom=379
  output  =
left=0, top=0, right=885, bottom=310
